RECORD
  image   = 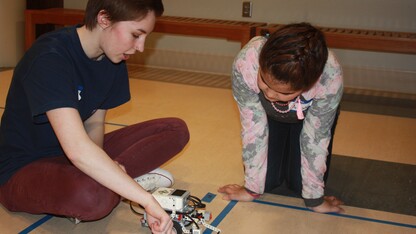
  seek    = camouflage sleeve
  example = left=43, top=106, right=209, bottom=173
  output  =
left=231, top=36, right=268, bottom=194
left=300, top=51, right=344, bottom=207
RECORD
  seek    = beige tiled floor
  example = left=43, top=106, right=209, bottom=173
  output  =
left=333, top=111, right=416, bottom=165
left=1, top=70, right=415, bottom=233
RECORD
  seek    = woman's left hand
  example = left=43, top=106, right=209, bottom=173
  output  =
left=145, top=197, right=174, bottom=234
left=309, top=196, right=344, bottom=213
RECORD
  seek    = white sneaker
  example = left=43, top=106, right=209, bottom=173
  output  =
left=134, top=168, right=174, bottom=191
left=67, top=217, right=81, bottom=224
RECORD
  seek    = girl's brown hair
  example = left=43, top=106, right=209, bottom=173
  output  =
left=259, top=23, right=328, bottom=91
left=84, top=0, right=164, bottom=30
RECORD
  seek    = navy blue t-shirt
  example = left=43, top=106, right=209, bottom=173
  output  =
left=0, top=26, right=130, bottom=185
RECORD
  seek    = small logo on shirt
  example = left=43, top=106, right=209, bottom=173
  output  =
left=77, top=85, right=83, bottom=101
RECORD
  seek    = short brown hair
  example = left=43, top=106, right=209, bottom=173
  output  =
left=84, top=0, right=164, bottom=30
left=259, top=23, right=328, bottom=91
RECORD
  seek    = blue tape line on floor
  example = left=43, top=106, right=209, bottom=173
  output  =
left=19, top=215, right=54, bottom=234
left=203, top=200, right=238, bottom=234
left=253, top=200, right=416, bottom=229
left=202, top=192, right=216, bottom=203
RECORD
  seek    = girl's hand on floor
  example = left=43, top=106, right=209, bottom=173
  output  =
left=218, top=184, right=255, bottom=202
left=309, top=196, right=345, bottom=213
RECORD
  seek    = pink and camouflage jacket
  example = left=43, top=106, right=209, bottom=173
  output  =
left=232, top=36, right=343, bottom=203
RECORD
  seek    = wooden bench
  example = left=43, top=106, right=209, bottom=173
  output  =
left=153, top=16, right=266, bottom=48
left=24, top=8, right=416, bottom=55
left=24, top=8, right=84, bottom=50
left=256, top=24, right=416, bottom=54
left=24, top=8, right=266, bottom=50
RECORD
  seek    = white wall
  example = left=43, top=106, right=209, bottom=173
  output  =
left=2, top=0, right=415, bottom=93
left=64, top=0, right=416, bottom=59
left=64, top=0, right=416, bottom=93
left=0, top=0, right=26, bottom=67
left=156, top=0, right=416, bottom=73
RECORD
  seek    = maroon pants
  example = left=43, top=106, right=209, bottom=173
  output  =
left=0, top=118, right=189, bottom=221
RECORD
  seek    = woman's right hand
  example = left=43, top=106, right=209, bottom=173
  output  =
left=144, top=198, right=174, bottom=234
left=218, top=184, right=256, bottom=201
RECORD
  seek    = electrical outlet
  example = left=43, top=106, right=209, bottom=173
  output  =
left=242, top=1, right=252, bottom=18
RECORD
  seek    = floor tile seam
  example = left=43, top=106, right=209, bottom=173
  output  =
left=206, top=193, right=416, bottom=232
left=332, top=154, right=416, bottom=167
left=252, top=199, right=416, bottom=229
left=128, top=75, right=416, bottom=117
left=127, top=66, right=416, bottom=99
left=11, top=185, right=416, bottom=233
left=131, top=78, right=231, bottom=90
left=339, top=108, right=416, bottom=119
